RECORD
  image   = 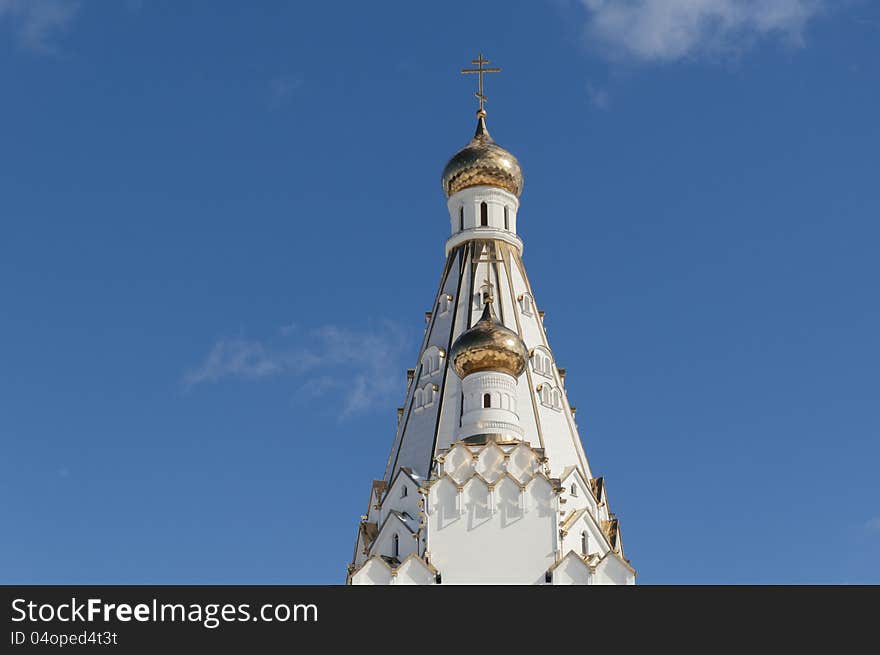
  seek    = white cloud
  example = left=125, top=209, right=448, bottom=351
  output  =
left=0, top=0, right=79, bottom=54
left=293, top=323, right=410, bottom=417
left=183, top=321, right=411, bottom=419
left=182, top=337, right=283, bottom=389
left=580, top=0, right=825, bottom=62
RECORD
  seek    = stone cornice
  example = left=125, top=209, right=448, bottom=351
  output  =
left=445, top=229, right=523, bottom=256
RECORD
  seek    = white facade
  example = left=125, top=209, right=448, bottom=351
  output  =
left=445, top=186, right=523, bottom=255
left=347, top=111, right=636, bottom=586
left=458, top=371, right=522, bottom=441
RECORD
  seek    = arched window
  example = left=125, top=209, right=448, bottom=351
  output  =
left=438, top=294, right=453, bottom=315
left=538, top=383, right=562, bottom=411
left=459, top=206, right=464, bottom=230
left=423, top=346, right=446, bottom=376
left=392, top=534, right=399, bottom=558
left=480, top=202, right=488, bottom=226
left=483, top=393, right=491, bottom=408
left=571, top=483, right=578, bottom=497
left=476, top=282, right=493, bottom=310
left=504, top=206, right=509, bottom=230
left=531, top=347, right=553, bottom=378
left=581, top=531, right=589, bottom=555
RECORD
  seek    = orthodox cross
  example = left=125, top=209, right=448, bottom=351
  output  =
left=461, top=52, right=501, bottom=116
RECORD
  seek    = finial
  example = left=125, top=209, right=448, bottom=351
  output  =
left=481, top=279, right=495, bottom=306
left=461, top=52, right=501, bottom=117
left=473, top=113, right=492, bottom=142
left=480, top=289, right=497, bottom=323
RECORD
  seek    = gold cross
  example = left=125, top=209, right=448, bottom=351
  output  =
left=461, top=52, right=501, bottom=116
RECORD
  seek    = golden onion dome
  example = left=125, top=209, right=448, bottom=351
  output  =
left=450, top=299, right=528, bottom=379
left=441, top=115, right=523, bottom=198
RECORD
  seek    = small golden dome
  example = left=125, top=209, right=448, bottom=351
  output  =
left=441, top=115, right=523, bottom=198
left=450, top=299, right=528, bottom=378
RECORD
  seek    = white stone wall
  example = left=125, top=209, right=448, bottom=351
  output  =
left=426, top=475, right=557, bottom=584
left=447, top=186, right=519, bottom=235
left=458, top=371, right=522, bottom=440
left=349, top=441, right=634, bottom=585
left=354, top=167, right=635, bottom=583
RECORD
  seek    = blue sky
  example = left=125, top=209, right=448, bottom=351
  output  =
left=1, top=1, right=878, bottom=584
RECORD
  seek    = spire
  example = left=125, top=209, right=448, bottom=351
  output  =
left=479, top=294, right=495, bottom=320
left=473, top=114, right=492, bottom=143
left=348, top=56, right=635, bottom=586
left=440, top=54, right=523, bottom=198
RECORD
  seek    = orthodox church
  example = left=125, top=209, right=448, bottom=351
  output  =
left=347, top=55, right=635, bottom=585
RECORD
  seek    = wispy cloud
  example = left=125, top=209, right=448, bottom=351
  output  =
left=0, top=0, right=80, bottom=54
left=182, top=337, right=283, bottom=389
left=579, top=0, right=826, bottom=63
left=183, top=321, right=412, bottom=419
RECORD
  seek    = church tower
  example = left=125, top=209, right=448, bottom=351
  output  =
left=347, top=55, right=635, bottom=585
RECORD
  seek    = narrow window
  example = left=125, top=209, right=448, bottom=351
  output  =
left=483, top=393, right=491, bottom=408
left=504, top=206, right=509, bottom=230
left=401, top=485, right=408, bottom=498
left=459, top=206, right=464, bottom=230
left=480, top=202, right=488, bottom=226
left=392, top=534, right=399, bottom=558
left=581, top=531, right=589, bottom=555
left=571, top=483, right=578, bottom=497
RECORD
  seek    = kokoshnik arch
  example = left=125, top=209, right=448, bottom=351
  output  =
left=347, top=54, right=636, bottom=585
